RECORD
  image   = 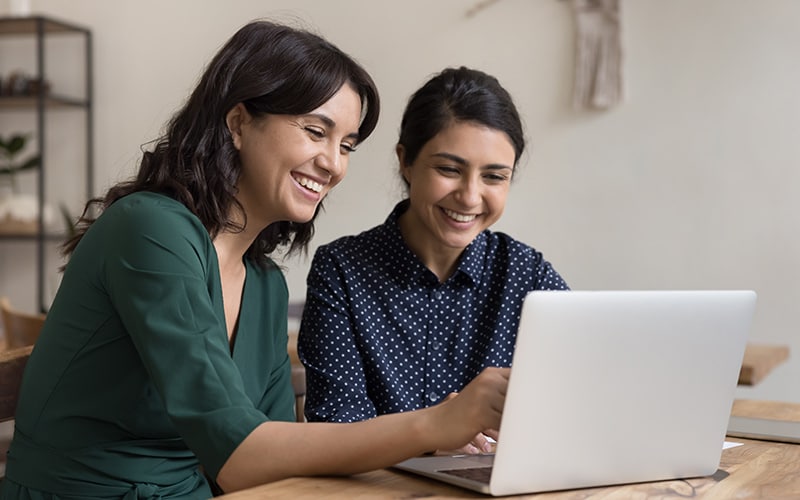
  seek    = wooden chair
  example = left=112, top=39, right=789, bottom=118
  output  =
left=291, top=364, right=306, bottom=423
left=287, top=302, right=307, bottom=422
left=0, top=345, right=32, bottom=423
left=0, top=297, right=46, bottom=350
left=0, top=345, right=33, bottom=478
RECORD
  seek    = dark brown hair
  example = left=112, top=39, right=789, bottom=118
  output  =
left=397, top=66, right=523, bottom=180
left=63, top=20, right=380, bottom=266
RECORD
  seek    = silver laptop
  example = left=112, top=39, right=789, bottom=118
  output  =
left=394, top=290, right=757, bottom=496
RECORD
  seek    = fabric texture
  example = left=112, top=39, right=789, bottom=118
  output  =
left=298, top=200, right=568, bottom=423
left=1, top=192, right=294, bottom=499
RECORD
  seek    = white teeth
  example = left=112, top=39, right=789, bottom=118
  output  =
left=295, top=176, right=323, bottom=193
left=443, top=208, right=476, bottom=223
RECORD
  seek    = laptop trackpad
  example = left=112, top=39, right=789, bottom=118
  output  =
left=434, top=453, right=495, bottom=470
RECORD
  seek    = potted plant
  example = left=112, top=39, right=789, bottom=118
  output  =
left=0, top=132, right=50, bottom=234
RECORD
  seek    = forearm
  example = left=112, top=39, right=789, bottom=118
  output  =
left=216, top=408, right=437, bottom=492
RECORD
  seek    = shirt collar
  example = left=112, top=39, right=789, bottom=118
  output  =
left=384, top=199, right=485, bottom=288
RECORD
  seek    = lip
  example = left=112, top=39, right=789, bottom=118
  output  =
left=439, top=206, right=479, bottom=226
left=292, top=172, right=326, bottom=201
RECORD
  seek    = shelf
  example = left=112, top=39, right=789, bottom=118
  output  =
left=0, top=95, right=89, bottom=110
left=0, top=232, right=65, bottom=242
left=0, top=14, right=92, bottom=312
left=0, top=16, right=89, bottom=36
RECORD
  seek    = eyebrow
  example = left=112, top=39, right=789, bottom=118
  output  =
left=307, top=112, right=360, bottom=142
left=432, top=152, right=513, bottom=171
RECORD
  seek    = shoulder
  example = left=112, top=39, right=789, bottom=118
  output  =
left=105, top=192, right=203, bottom=229
left=99, top=192, right=207, bottom=241
left=85, top=192, right=213, bottom=265
left=482, top=230, right=540, bottom=258
left=314, top=221, right=388, bottom=262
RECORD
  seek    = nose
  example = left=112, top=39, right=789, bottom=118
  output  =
left=455, top=176, right=481, bottom=206
left=315, top=143, right=346, bottom=178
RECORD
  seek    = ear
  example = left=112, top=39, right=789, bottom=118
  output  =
left=226, top=103, right=248, bottom=151
left=396, top=144, right=411, bottom=184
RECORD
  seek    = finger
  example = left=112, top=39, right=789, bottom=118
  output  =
left=471, top=433, right=494, bottom=454
left=443, top=392, right=459, bottom=402
left=463, top=443, right=481, bottom=455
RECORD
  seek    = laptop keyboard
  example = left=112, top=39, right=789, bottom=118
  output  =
left=438, top=466, right=493, bottom=484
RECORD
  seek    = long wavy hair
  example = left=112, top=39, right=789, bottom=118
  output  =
left=63, top=20, right=380, bottom=266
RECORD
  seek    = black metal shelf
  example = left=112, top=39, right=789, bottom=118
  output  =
left=0, top=15, right=92, bottom=313
left=0, top=95, right=90, bottom=109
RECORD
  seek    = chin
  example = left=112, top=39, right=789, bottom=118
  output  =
left=288, top=212, right=315, bottom=225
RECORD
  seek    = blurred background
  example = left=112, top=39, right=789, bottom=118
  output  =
left=0, top=0, right=797, bottom=403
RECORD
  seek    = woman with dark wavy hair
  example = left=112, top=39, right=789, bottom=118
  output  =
left=1, top=23, right=509, bottom=498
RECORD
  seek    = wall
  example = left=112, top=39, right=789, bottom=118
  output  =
left=1, top=0, right=798, bottom=403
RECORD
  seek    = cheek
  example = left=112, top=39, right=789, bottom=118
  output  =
left=488, top=188, right=510, bottom=214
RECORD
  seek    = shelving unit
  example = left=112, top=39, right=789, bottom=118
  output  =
left=0, top=15, right=93, bottom=312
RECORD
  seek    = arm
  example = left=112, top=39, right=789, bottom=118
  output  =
left=103, top=197, right=270, bottom=477
left=299, top=246, right=377, bottom=422
left=217, top=366, right=509, bottom=491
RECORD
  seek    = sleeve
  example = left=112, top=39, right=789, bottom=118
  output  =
left=531, top=248, right=570, bottom=291
left=101, top=198, right=267, bottom=479
left=297, top=244, right=378, bottom=422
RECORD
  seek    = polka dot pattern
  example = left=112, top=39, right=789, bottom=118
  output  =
left=298, top=200, right=569, bottom=422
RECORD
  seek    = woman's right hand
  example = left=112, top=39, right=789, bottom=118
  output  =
left=428, top=367, right=509, bottom=453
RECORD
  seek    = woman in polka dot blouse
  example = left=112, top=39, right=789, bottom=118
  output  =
left=299, top=66, right=569, bottom=454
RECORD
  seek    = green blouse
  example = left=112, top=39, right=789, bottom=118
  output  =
left=1, top=192, right=295, bottom=499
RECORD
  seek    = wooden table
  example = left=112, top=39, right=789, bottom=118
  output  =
left=218, top=399, right=800, bottom=499
left=737, top=343, right=789, bottom=385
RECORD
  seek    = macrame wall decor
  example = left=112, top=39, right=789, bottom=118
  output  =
left=465, top=0, right=502, bottom=18
left=569, top=0, right=623, bottom=110
left=465, top=0, right=624, bottom=110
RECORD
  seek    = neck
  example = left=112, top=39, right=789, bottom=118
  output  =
left=398, top=212, right=461, bottom=283
left=213, top=229, right=257, bottom=271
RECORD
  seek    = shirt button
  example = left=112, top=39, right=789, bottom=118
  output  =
left=434, top=290, right=442, bottom=300
left=432, top=341, right=441, bottom=350
left=428, top=392, right=439, bottom=402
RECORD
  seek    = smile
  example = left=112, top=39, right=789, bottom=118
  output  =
left=294, top=175, right=323, bottom=193
left=442, top=208, right=477, bottom=223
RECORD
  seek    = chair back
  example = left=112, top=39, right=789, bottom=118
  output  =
left=0, top=345, right=33, bottom=422
left=0, top=297, right=46, bottom=350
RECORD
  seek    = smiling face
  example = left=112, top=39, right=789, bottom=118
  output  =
left=397, top=121, right=516, bottom=275
left=227, top=83, right=362, bottom=230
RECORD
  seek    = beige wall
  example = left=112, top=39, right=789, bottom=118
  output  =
left=1, top=0, right=798, bottom=402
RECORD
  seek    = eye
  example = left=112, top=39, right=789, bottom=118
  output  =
left=434, top=165, right=460, bottom=176
left=340, top=142, right=357, bottom=154
left=484, top=172, right=510, bottom=183
left=305, top=126, right=324, bottom=139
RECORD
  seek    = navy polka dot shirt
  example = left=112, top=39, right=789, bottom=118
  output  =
left=298, top=200, right=569, bottom=422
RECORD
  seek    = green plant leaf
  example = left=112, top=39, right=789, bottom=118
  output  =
left=6, top=135, right=28, bottom=156
left=16, top=155, right=40, bottom=171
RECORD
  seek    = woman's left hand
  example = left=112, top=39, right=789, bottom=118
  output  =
left=437, top=392, right=498, bottom=454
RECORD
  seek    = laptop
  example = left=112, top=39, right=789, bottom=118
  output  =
left=394, top=290, right=757, bottom=496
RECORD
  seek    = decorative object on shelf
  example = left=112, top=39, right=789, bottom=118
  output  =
left=0, top=71, right=51, bottom=97
left=0, top=133, right=52, bottom=234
